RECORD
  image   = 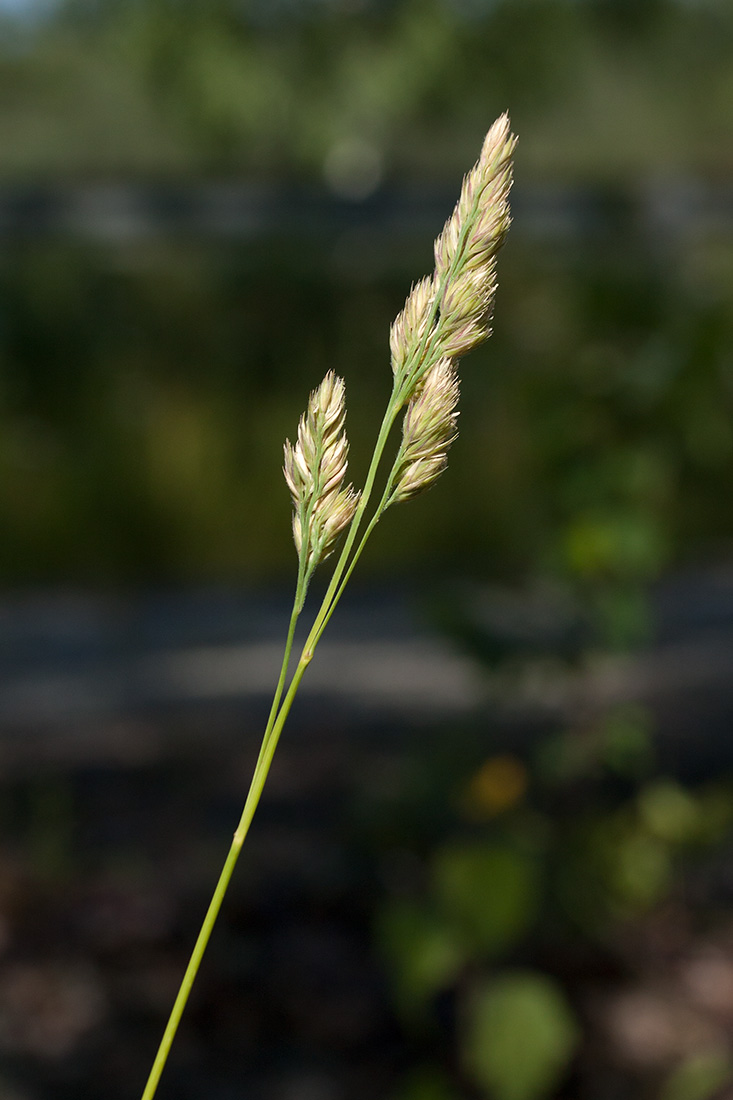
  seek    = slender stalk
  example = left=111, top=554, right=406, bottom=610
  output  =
left=309, top=491, right=389, bottom=651
left=139, top=572, right=307, bottom=1100
left=140, top=838, right=241, bottom=1100
left=264, top=555, right=308, bottom=735
left=140, top=690, right=294, bottom=1100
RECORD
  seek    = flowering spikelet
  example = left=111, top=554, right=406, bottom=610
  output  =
left=389, top=357, right=460, bottom=505
left=389, top=114, right=515, bottom=406
left=433, top=113, right=515, bottom=358
left=385, top=116, right=515, bottom=508
left=283, top=371, right=360, bottom=569
left=434, top=113, right=515, bottom=282
left=389, top=275, right=436, bottom=390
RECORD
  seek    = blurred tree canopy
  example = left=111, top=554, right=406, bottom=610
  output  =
left=1, top=0, right=733, bottom=181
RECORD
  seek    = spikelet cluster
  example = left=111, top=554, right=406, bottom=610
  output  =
left=386, top=114, right=515, bottom=502
left=389, top=114, right=514, bottom=410
left=283, top=371, right=360, bottom=569
left=283, top=119, right=515, bottom=545
left=433, top=113, right=515, bottom=360
left=389, top=358, right=460, bottom=505
left=389, top=275, right=436, bottom=394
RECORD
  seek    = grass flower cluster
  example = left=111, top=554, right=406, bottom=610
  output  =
left=283, top=370, right=360, bottom=585
left=140, top=112, right=516, bottom=1100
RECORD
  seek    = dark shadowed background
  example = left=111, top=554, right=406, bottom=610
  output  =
left=2, top=2, right=733, bottom=1099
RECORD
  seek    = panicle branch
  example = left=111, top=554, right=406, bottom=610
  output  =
left=386, top=112, right=516, bottom=506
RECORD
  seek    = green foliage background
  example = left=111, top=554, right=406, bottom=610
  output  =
left=0, top=0, right=733, bottom=584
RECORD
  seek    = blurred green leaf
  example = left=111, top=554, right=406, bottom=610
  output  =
left=610, top=827, right=671, bottom=910
left=638, top=780, right=699, bottom=843
left=564, top=511, right=666, bottom=581
left=660, top=1051, right=732, bottom=1100
left=377, top=900, right=465, bottom=1018
left=432, top=842, right=539, bottom=955
left=462, top=971, right=579, bottom=1100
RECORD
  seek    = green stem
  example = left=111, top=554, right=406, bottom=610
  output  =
left=139, top=574, right=307, bottom=1100
left=307, top=404, right=415, bottom=651
left=140, top=836, right=241, bottom=1100
left=302, top=394, right=401, bottom=654
left=309, top=494, right=389, bottom=650
left=139, top=683, right=298, bottom=1100
left=264, top=555, right=307, bottom=735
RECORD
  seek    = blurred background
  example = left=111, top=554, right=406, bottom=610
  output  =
left=2, top=1, right=733, bottom=1098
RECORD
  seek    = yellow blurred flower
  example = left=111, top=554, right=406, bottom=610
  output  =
left=462, top=755, right=528, bottom=820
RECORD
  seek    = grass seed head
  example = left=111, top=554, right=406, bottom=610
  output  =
left=389, top=115, right=515, bottom=406
left=433, top=114, right=515, bottom=361
left=434, top=112, right=515, bottom=282
left=390, top=275, right=436, bottom=386
left=284, top=371, right=360, bottom=568
left=390, top=357, right=460, bottom=504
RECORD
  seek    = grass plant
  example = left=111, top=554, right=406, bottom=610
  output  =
left=140, top=113, right=516, bottom=1100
